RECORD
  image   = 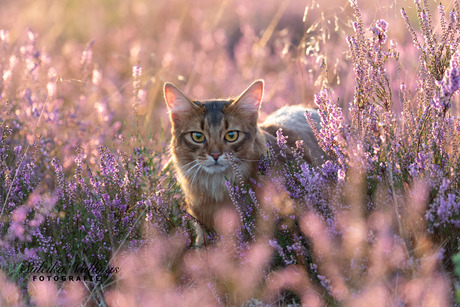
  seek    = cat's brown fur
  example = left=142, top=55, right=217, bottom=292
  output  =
left=164, top=80, right=325, bottom=230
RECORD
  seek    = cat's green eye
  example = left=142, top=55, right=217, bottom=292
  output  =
left=191, top=132, right=206, bottom=143
left=224, top=131, right=239, bottom=142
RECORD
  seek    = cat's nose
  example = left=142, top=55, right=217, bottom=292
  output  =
left=209, top=151, right=222, bottom=161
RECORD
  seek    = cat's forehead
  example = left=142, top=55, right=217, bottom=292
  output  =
left=196, top=99, right=233, bottom=126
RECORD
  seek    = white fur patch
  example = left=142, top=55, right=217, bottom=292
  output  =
left=179, top=156, right=251, bottom=203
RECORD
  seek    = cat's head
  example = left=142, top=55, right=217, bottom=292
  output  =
left=164, top=80, right=264, bottom=175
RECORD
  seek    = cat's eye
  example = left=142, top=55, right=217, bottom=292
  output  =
left=224, top=131, right=239, bottom=142
left=191, top=132, right=206, bottom=143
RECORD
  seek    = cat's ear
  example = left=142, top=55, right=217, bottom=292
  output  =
left=232, top=79, right=264, bottom=116
left=164, top=82, right=198, bottom=118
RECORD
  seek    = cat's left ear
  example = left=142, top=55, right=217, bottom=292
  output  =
left=232, top=79, right=264, bottom=116
left=164, top=82, right=199, bottom=120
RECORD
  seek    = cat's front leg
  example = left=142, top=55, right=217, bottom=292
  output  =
left=193, top=220, right=206, bottom=247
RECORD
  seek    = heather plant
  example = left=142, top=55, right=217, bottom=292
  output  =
left=1, top=142, right=193, bottom=303
left=0, top=30, right=189, bottom=302
left=0, top=30, right=57, bottom=285
left=308, top=0, right=460, bottom=260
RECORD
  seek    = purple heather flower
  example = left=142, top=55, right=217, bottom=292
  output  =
left=346, top=35, right=356, bottom=50
left=132, top=64, right=142, bottom=79
left=408, top=151, right=430, bottom=178
left=276, top=128, right=288, bottom=158
left=102, top=193, right=111, bottom=204
left=293, top=140, right=304, bottom=160
left=312, top=89, right=346, bottom=163
left=436, top=193, right=457, bottom=222
left=321, top=160, right=339, bottom=179
left=450, top=11, right=457, bottom=23
left=371, top=19, right=388, bottom=44
left=81, top=44, right=93, bottom=66
left=376, top=19, right=388, bottom=32
left=51, top=157, right=66, bottom=203
left=98, top=146, right=121, bottom=185
left=317, top=274, right=332, bottom=295
left=13, top=145, right=21, bottom=156
left=352, top=21, right=359, bottom=33
left=437, top=51, right=460, bottom=98
left=337, top=168, right=346, bottom=181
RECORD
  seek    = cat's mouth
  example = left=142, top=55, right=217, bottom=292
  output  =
left=203, top=162, right=228, bottom=174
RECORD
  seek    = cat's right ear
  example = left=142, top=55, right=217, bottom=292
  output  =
left=232, top=79, right=264, bottom=117
left=164, top=83, right=198, bottom=120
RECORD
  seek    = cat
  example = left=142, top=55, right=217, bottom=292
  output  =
left=164, top=79, right=325, bottom=233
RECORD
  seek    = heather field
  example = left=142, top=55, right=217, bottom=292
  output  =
left=0, top=0, right=460, bottom=305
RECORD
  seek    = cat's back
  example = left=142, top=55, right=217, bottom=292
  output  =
left=260, top=105, right=326, bottom=166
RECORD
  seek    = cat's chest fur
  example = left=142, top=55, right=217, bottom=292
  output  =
left=179, top=164, right=235, bottom=203
left=195, top=171, right=231, bottom=203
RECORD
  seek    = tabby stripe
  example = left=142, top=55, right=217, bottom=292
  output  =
left=179, top=134, right=201, bottom=152
left=232, top=131, right=251, bottom=152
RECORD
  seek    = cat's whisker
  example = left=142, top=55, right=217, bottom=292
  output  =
left=232, top=158, right=260, bottom=162
left=176, top=161, right=200, bottom=182
left=182, top=163, right=200, bottom=179
left=190, top=165, right=203, bottom=186
left=183, top=162, right=199, bottom=173
left=181, top=160, right=197, bottom=170
left=176, top=162, right=193, bottom=175
left=189, top=167, right=198, bottom=184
